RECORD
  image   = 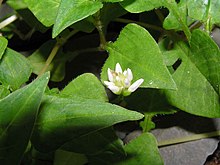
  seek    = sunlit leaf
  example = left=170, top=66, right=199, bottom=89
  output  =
left=24, top=0, right=61, bottom=27
left=61, top=73, right=108, bottom=102
left=52, top=0, right=103, bottom=38
left=101, top=23, right=176, bottom=90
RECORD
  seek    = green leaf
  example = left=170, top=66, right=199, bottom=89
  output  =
left=189, top=29, right=220, bottom=94
left=54, top=150, right=88, bottom=165
left=125, top=88, right=176, bottom=115
left=61, top=73, right=108, bottom=101
left=0, top=73, right=49, bottom=164
left=24, top=0, right=61, bottom=27
left=52, top=0, right=103, bottom=38
left=163, top=0, right=193, bottom=30
left=120, top=0, right=190, bottom=38
left=101, top=23, right=176, bottom=90
left=100, top=3, right=127, bottom=33
left=0, top=48, right=32, bottom=91
left=0, top=85, right=10, bottom=99
left=0, top=36, right=7, bottom=60
left=118, top=133, right=163, bottom=165
left=88, top=133, right=163, bottom=165
left=70, top=18, right=95, bottom=33
left=7, top=0, right=27, bottom=10
left=62, top=127, right=125, bottom=156
left=188, top=0, right=220, bottom=26
left=32, top=95, right=144, bottom=152
left=165, top=42, right=220, bottom=118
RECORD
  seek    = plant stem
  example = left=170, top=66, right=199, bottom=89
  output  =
left=38, top=41, right=61, bottom=77
left=37, top=29, right=78, bottom=77
left=93, top=11, right=106, bottom=50
left=0, top=15, right=18, bottom=29
left=114, top=18, right=164, bottom=33
left=158, top=130, right=220, bottom=147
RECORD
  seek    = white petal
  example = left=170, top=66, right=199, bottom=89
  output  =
left=115, top=63, right=122, bottom=73
left=127, top=68, right=133, bottom=81
left=104, top=81, right=115, bottom=86
left=123, top=70, right=127, bottom=76
left=107, top=68, right=114, bottom=82
left=128, top=78, right=144, bottom=92
left=108, top=85, right=121, bottom=94
left=124, top=78, right=130, bottom=87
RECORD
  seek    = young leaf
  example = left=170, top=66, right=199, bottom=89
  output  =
left=0, top=48, right=32, bottom=91
left=189, top=29, right=220, bottom=94
left=61, top=73, right=108, bottom=102
left=165, top=42, right=220, bottom=118
left=31, top=95, right=144, bottom=152
left=0, top=37, right=7, bottom=60
left=24, top=0, right=61, bottom=27
left=0, top=73, right=49, bottom=164
left=101, top=23, right=176, bottom=90
left=52, top=0, right=103, bottom=38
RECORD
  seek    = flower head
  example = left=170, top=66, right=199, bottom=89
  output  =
left=104, top=63, right=144, bottom=96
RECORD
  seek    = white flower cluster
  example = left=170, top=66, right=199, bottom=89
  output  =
left=104, top=63, right=144, bottom=96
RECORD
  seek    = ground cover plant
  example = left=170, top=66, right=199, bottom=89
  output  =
left=0, top=0, right=220, bottom=164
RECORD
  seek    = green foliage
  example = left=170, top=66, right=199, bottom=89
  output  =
left=32, top=95, right=143, bottom=152
left=61, top=73, right=108, bottom=101
left=1, top=0, right=220, bottom=164
left=0, top=48, right=32, bottom=91
left=0, top=73, right=49, bottom=164
left=101, top=23, right=176, bottom=90
left=0, top=37, right=7, bottom=59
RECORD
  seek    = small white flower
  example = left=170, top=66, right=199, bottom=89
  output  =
left=104, top=63, right=144, bottom=96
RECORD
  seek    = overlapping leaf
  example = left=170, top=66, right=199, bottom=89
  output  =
left=61, top=73, right=108, bottom=101
left=120, top=0, right=191, bottom=38
left=0, top=48, right=32, bottom=91
left=165, top=40, right=220, bottom=118
left=31, top=95, right=144, bottom=152
left=189, top=29, right=220, bottom=94
left=0, top=73, right=49, bottom=164
left=24, top=0, right=61, bottom=27
left=88, top=133, right=163, bottom=165
left=52, top=0, right=103, bottom=38
left=188, top=0, right=220, bottom=26
left=101, top=23, right=176, bottom=90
